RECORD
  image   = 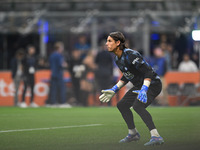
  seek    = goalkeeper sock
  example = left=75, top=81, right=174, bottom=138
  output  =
left=128, top=128, right=138, bottom=135
left=150, top=129, right=160, bottom=137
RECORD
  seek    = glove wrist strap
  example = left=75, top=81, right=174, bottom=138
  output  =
left=112, top=80, right=124, bottom=93
left=141, top=85, right=148, bottom=92
left=111, top=85, right=119, bottom=93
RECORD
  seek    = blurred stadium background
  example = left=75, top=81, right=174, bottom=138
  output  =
left=0, top=0, right=200, bottom=107
left=0, top=1, right=200, bottom=150
left=0, top=0, right=200, bottom=64
left=0, top=0, right=200, bottom=62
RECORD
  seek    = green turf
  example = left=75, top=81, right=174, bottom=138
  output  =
left=0, top=106, right=200, bottom=150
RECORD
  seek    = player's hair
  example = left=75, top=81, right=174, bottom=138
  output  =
left=54, top=41, right=64, bottom=51
left=15, top=48, right=25, bottom=57
left=27, top=45, right=35, bottom=50
left=109, top=31, right=127, bottom=50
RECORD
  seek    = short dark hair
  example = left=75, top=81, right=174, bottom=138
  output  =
left=54, top=41, right=64, bottom=51
left=16, top=48, right=25, bottom=56
left=109, top=31, right=127, bottom=50
left=27, top=45, right=35, bottom=50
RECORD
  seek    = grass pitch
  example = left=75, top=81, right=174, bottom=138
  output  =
left=0, top=106, right=200, bottom=150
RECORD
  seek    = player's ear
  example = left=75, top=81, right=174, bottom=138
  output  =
left=116, top=40, right=120, bottom=47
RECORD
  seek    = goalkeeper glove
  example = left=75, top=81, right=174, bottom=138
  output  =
left=99, top=85, right=119, bottom=103
left=132, top=85, right=148, bottom=103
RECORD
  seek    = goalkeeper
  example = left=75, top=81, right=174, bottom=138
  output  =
left=99, top=31, right=164, bottom=146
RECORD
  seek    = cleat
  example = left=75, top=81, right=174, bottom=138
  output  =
left=119, top=133, right=140, bottom=143
left=59, top=103, right=72, bottom=108
left=19, top=102, right=28, bottom=108
left=30, top=102, right=39, bottom=108
left=144, top=136, right=164, bottom=146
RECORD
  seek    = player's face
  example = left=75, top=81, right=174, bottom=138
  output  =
left=28, top=47, right=35, bottom=55
left=106, top=36, right=119, bottom=52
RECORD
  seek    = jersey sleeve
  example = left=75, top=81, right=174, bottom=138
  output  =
left=138, top=61, right=156, bottom=79
left=120, top=75, right=129, bottom=84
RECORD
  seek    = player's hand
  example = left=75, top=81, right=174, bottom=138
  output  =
left=99, top=84, right=120, bottom=103
left=99, top=89, right=115, bottom=103
left=132, top=85, right=148, bottom=103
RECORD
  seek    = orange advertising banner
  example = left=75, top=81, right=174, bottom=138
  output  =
left=0, top=70, right=70, bottom=106
left=0, top=70, right=126, bottom=107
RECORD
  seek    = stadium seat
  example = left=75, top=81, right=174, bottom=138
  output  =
left=181, top=83, right=196, bottom=96
left=167, top=83, right=180, bottom=96
left=167, top=83, right=181, bottom=106
left=180, top=83, right=200, bottom=106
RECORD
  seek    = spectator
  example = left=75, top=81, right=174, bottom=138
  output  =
left=10, top=49, right=25, bottom=106
left=74, top=35, right=90, bottom=60
left=148, top=46, right=167, bottom=77
left=81, top=50, right=96, bottom=106
left=95, top=41, right=113, bottom=105
left=161, top=43, right=172, bottom=71
left=191, top=52, right=199, bottom=68
left=20, top=46, right=38, bottom=108
left=48, top=42, right=71, bottom=108
left=68, top=50, right=84, bottom=105
left=69, top=49, right=96, bottom=106
left=178, top=53, right=198, bottom=72
left=37, top=56, right=48, bottom=70
left=148, top=46, right=168, bottom=106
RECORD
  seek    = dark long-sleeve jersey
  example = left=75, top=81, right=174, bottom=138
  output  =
left=22, top=55, right=36, bottom=78
left=114, top=48, right=160, bottom=87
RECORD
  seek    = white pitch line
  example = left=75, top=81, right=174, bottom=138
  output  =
left=0, top=124, right=102, bottom=133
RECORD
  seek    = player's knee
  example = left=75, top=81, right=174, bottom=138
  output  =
left=132, top=103, right=143, bottom=113
left=117, top=101, right=129, bottom=112
left=132, top=105, right=139, bottom=112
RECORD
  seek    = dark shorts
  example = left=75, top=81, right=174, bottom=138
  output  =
left=119, top=80, right=162, bottom=108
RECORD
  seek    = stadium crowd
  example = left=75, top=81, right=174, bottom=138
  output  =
left=7, top=34, right=200, bottom=107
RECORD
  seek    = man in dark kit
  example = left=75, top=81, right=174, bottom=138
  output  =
left=11, top=49, right=25, bottom=106
left=20, top=46, right=38, bottom=108
left=99, top=31, right=164, bottom=146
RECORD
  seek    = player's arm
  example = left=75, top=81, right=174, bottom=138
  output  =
left=99, top=80, right=125, bottom=103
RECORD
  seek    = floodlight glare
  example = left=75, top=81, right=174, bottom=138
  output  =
left=192, top=30, right=200, bottom=41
